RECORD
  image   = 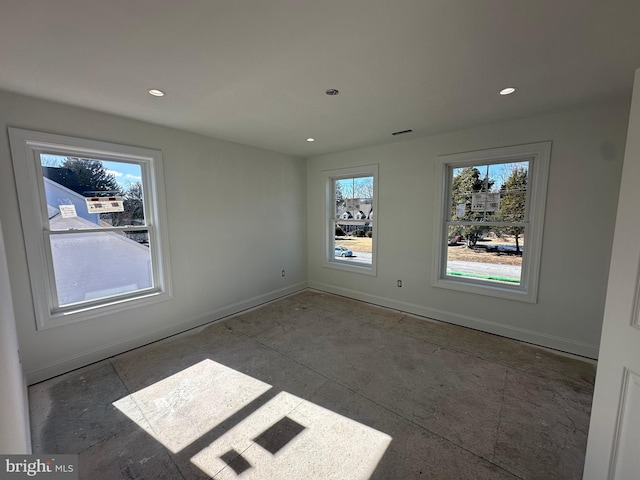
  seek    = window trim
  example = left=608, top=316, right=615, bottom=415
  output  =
left=9, top=128, right=173, bottom=329
left=432, top=142, right=551, bottom=303
left=323, top=164, right=378, bottom=276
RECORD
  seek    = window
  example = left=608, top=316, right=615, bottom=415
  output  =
left=433, top=142, right=551, bottom=302
left=324, top=165, right=378, bottom=275
left=9, top=128, right=172, bottom=328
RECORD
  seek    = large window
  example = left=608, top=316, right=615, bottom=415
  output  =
left=324, top=165, right=378, bottom=275
left=434, top=143, right=550, bottom=302
left=9, top=129, right=172, bottom=328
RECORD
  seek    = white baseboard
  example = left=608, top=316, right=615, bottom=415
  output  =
left=26, top=282, right=308, bottom=384
left=308, top=281, right=600, bottom=359
left=28, top=279, right=599, bottom=384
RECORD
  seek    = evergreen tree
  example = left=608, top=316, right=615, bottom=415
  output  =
left=451, top=167, right=494, bottom=247
left=59, top=157, right=122, bottom=196
left=497, top=166, right=527, bottom=253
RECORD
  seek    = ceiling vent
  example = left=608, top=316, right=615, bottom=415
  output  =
left=391, top=129, right=413, bottom=136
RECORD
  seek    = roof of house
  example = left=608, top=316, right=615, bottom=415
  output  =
left=45, top=180, right=152, bottom=306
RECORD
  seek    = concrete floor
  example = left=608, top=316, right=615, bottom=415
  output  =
left=29, top=290, right=596, bottom=479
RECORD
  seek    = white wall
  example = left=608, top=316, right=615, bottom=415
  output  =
left=0, top=89, right=629, bottom=392
left=0, top=219, right=31, bottom=453
left=307, top=99, right=629, bottom=358
left=0, top=90, right=308, bottom=384
left=583, top=67, right=640, bottom=480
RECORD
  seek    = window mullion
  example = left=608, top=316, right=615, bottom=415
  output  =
left=447, top=221, right=528, bottom=227
left=48, top=226, right=150, bottom=235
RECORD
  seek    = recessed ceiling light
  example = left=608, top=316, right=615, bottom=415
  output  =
left=306, top=138, right=315, bottom=142
left=148, top=89, right=165, bottom=97
left=499, top=87, right=516, bottom=96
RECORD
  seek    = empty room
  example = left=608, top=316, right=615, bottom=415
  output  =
left=1, top=1, right=640, bottom=479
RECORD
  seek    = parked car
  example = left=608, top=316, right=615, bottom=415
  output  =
left=448, top=235, right=462, bottom=246
left=334, top=246, right=353, bottom=257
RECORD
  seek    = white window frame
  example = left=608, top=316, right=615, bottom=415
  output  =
left=324, top=165, right=378, bottom=276
left=433, top=142, right=551, bottom=303
left=9, top=128, right=173, bottom=329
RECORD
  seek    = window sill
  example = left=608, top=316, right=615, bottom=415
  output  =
left=433, top=276, right=536, bottom=303
left=323, top=259, right=377, bottom=276
left=39, top=289, right=173, bottom=330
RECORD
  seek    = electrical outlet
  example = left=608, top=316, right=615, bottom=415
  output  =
left=397, top=280, right=402, bottom=287
left=281, top=270, right=286, bottom=277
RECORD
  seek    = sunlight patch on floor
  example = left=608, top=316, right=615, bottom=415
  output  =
left=113, top=359, right=391, bottom=478
left=113, top=359, right=272, bottom=453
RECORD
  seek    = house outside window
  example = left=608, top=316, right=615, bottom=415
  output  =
left=324, top=165, right=378, bottom=275
left=433, top=142, right=551, bottom=302
left=9, top=129, right=172, bottom=329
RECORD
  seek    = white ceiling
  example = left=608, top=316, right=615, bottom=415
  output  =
left=2, top=1, right=639, bottom=157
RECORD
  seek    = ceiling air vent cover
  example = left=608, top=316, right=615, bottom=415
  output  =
left=391, top=129, right=413, bottom=136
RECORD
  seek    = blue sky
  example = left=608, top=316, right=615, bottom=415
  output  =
left=336, top=176, right=374, bottom=199
left=102, top=161, right=142, bottom=189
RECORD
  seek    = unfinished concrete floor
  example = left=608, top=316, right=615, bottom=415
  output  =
left=29, top=290, right=596, bottom=479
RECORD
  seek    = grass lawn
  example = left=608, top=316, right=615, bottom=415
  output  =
left=448, top=236, right=523, bottom=266
left=335, top=235, right=523, bottom=266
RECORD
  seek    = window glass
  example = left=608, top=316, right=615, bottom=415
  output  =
left=50, top=230, right=153, bottom=306
left=334, top=176, right=374, bottom=266
left=40, top=154, right=154, bottom=307
left=446, top=161, right=528, bottom=285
